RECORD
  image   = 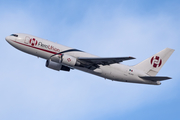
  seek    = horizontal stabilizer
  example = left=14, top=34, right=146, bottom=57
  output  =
left=139, top=76, right=171, bottom=81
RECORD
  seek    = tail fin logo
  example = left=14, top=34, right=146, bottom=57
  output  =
left=150, top=56, right=162, bottom=68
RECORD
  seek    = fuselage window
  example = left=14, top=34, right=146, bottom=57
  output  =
left=10, top=34, right=18, bottom=37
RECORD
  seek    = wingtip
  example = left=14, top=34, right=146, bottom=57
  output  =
left=129, top=56, right=136, bottom=59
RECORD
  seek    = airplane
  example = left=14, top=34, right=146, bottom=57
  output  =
left=5, top=33, right=175, bottom=85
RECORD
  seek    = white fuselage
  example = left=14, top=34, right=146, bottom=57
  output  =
left=5, top=33, right=160, bottom=85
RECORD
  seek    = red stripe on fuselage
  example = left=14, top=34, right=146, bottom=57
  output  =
left=12, top=40, right=59, bottom=55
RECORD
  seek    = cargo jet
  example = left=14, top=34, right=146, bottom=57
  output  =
left=5, top=33, right=174, bottom=85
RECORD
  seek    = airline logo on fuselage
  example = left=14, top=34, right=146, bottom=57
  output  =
left=38, top=42, right=60, bottom=52
left=29, top=38, right=38, bottom=46
left=25, top=37, right=60, bottom=52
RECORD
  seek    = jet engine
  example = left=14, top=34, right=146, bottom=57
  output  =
left=60, top=54, right=80, bottom=67
left=46, top=54, right=81, bottom=71
left=46, top=59, right=70, bottom=71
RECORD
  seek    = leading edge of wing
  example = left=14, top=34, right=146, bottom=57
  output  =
left=77, top=56, right=135, bottom=65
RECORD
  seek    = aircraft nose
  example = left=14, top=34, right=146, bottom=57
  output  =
left=5, top=36, right=10, bottom=42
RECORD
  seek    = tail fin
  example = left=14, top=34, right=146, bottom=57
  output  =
left=134, top=48, right=174, bottom=76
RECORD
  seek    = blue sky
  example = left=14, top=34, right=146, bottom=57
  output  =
left=0, top=0, right=180, bottom=120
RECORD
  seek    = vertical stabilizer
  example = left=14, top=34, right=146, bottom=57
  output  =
left=134, top=48, right=174, bottom=76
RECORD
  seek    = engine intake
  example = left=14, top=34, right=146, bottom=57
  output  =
left=46, top=59, right=70, bottom=71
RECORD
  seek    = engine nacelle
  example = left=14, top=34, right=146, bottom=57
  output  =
left=61, top=54, right=78, bottom=67
left=46, top=59, right=62, bottom=71
left=46, top=59, right=70, bottom=71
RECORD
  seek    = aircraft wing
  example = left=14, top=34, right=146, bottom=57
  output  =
left=78, top=57, right=135, bottom=67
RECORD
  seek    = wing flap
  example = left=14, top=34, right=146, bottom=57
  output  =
left=139, top=76, right=171, bottom=81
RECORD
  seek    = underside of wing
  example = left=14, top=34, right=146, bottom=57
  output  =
left=78, top=56, right=135, bottom=65
left=139, top=76, right=172, bottom=81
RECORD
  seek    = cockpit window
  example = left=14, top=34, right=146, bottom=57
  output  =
left=10, top=34, right=18, bottom=37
